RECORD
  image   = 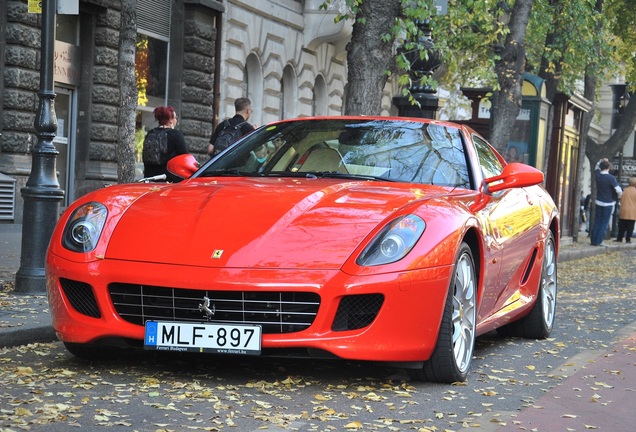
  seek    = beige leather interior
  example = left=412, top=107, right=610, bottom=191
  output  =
left=297, top=148, right=349, bottom=173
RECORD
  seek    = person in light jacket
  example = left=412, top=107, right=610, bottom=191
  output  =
left=615, top=176, right=636, bottom=243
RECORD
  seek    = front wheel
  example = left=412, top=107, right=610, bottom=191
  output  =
left=410, top=243, right=477, bottom=383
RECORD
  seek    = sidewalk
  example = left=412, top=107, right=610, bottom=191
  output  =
left=0, top=224, right=55, bottom=347
left=494, top=329, right=636, bottom=431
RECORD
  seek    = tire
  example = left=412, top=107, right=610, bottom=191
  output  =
left=410, top=243, right=477, bottom=383
left=498, top=231, right=557, bottom=339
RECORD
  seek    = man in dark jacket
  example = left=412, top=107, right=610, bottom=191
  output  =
left=207, top=97, right=256, bottom=157
left=590, top=158, right=622, bottom=246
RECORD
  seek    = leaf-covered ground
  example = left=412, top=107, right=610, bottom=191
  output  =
left=1, top=250, right=635, bottom=431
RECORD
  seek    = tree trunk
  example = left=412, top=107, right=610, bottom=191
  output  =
left=574, top=0, right=603, bottom=241
left=117, top=0, right=138, bottom=184
left=344, top=0, right=402, bottom=115
left=537, top=0, right=564, bottom=103
left=489, top=0, right=535, bottom=154
left=574, top=70, right=597, bottom=242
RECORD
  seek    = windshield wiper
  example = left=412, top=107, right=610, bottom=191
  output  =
left=308, top=171, right=396, bottom=182
left=261, top=171, right=319, bottom=179
left=199, top=168, right=250, bottom=177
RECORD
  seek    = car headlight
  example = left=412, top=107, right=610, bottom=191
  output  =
left=357, top=215, right=425, bottom=266
left=62, top=202, right=108, bottom=252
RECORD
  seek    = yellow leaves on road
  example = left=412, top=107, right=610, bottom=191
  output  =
left=0, top=250, right=634, bottom=431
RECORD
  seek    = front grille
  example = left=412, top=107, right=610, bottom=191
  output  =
left=332, top=294, right=384, bottom=331
left=60, top=278, right=101, bottom=318
left=108, top=283, right=321, bottom=334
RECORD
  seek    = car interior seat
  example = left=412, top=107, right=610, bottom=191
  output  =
left=297, top=147, right=349, bottom=174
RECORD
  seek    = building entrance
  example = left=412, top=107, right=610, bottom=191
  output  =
left=53, top=87, right=77, bottom=209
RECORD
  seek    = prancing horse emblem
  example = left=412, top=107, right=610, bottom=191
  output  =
left=198, top=296, right=215, bottom=319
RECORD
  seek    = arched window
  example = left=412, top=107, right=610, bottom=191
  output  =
left=245, top=53, right=263, bottom=126
left=281, top=65, right=297, bottom=119
left=313, top=75, right=327, bottom=116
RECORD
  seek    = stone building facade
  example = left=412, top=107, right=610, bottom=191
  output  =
left=216, top=0, right=398, bottom=128
left=1, top=0, right=227, bottom=223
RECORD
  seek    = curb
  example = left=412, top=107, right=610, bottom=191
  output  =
left=558, top=247, right=603, bottom=262
left=0, top=325, right=57, bottom=348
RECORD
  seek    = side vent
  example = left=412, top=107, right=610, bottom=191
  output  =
left=332, top=294, right=384, bottom=331
left=60, top=278, right=101, bottom=318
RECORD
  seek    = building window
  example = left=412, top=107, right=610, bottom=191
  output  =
left=136, top=34, right=168, bottom=108
left=313, top=75, right=327, bottom=116
left=136, top=0, right=172, bottom=145
left=56, top=14, right=79, bottom=45
left=245, top=54, right=263, bottom=126
left=282, top=65, right=297, bottom=119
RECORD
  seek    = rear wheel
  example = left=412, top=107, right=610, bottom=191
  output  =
left=498, top=231, right=557, bottom=339
left=411, top=243, right=476, bottom=383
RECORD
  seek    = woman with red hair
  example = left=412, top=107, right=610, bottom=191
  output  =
left=143, top=106, right=189, bottom=181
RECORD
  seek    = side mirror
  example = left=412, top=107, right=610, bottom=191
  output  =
left=167, top=154, right=199, bottom=179
left=484, top=162, right=544, bottom=193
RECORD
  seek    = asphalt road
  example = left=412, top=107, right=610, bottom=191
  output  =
left=1, top=249, right=635, bottom=431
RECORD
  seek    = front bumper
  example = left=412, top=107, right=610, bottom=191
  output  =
left=46, top=253, right=452, bottom=362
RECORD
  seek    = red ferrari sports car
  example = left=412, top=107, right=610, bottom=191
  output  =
left=46, top=116, right=559, bottom=383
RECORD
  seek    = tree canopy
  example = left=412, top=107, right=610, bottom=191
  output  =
left=325, top=0, right=633, bottom=152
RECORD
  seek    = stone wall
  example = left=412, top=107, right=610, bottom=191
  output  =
left=179, top=3, right=217, bottom=159
left=1, top=1, right=43, bottom=222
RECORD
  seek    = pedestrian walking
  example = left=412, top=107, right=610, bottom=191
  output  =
left=615, top=176, right=636, bottom=243
left=207, top=97, right=256, bottom=157
left=142, top=106, right=189, bottom=182
left=590, top=158, right=622, bottom=246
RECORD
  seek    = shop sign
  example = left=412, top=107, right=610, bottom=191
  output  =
left=54, top=41, right=80, bottom=86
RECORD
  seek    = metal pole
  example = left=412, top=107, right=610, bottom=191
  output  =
left=15, top=0, right=65, bottom=293
left=611, top=153, right=623, bottom=239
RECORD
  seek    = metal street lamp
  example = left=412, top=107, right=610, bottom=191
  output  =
left=392, top=19, right=442, bottom=119
left=15, top=0, right=64, bottom=293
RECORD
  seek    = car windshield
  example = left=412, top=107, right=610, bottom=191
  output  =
left=197, top=119, right=472, bottom=188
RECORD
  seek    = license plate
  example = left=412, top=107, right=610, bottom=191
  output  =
left=144, top=321, right=262, bottom=355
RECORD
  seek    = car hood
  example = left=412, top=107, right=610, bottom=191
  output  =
left=105, top=178, right=449, bottom=269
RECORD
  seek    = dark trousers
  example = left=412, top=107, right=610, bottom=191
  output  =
left=591, top=204, right=613, bottom=245
left=617, top=219, right=635, bottom=242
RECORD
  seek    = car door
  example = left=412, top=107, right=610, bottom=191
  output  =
left=472, top=136, right=543, bottom=318
left=471, top=135, right=505, bottom=320
left=485, top=186, right=543, bottom=312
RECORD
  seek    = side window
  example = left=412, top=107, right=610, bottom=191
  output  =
left=473, top=135, right=503, bottom=180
